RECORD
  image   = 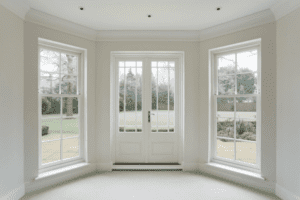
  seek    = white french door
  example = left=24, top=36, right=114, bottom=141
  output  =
left=114, top=55, right=181, bottom=163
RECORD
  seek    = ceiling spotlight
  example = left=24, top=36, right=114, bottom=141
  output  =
left=148, top=15, right=151, bottom=18
left=216, top=7, right=221, bottom=11
left=79, top=6, right=84, bottom=11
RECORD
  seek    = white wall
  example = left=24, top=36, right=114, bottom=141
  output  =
left=276, top=7, right=300, bottom=199
left=23, top=21, right=97, bottom=184
left=199, top=22, right=277, bottom=183
left=96, top=41, right=201, bottom=168
left=0, top=4, right=25, bottom=200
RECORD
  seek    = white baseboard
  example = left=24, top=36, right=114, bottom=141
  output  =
left=0, top=183, right=25, bottom=200
left=276, top=184, right=300, bottom=200
left=183, top=162, right=200, bottom=172
left=25, top=163, right=96, bottom=194
left=97, top=162, right=112, bottom=172
left=198, top=163, right=275, bottom=194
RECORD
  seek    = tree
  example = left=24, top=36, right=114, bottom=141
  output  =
left=62, top=55, right=76, bottom=117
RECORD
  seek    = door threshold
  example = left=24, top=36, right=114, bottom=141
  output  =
left=112, top=165, right=183, bottom=170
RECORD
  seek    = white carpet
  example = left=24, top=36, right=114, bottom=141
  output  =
left=21, top=171, right=280, bottom=200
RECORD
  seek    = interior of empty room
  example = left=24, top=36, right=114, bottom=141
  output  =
left=0, top=0, right=300, bottom=199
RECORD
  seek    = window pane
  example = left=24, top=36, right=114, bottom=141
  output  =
left=61, top=54, right=78, bottom=75
left=218, top=54, right=235, bottom=75
left=158, top=111, right=168, bottom=132
left=42, top=140, right=60, bottom=164
left=119, top=68, right=125, bottom=132
left=137, top=61, right=142, bottom=67
left=125, top=67, right=136, bottom=132
left=236, top=141, right=256, bottom=164
left=41, top=118, right=61, bottom=141
left=158, top=61, right=167, bottom=67
left=62, top=97, right=78, bottom=118
left=217, top=98, right=234, bottom=112
left=125, top=112, right=136, bottom=132
left=41, top=97, right=61, bottom=117
left=169, top=68, right=175, bottom=111
left=157, top=67, right=168, bottom=132
left=218, top=75, right=235, bottom=95
left=125, top=61, right=136, bottom=67
left=237, top=73, right=257, bottom=94
left=217, top=118, right=234, bottom=138
left=216, top=138, right=234, bottom=160
left=236, top=119, right=256, bottom=141
left=169, top=62, right=175, bottom=67
left=40, top=49, right=60, bottom=73
left=236, top=97, right=256, bottom=141
left=236, top=97, right=256, bottom=112
left=61, top=76, right=77, bottom=94
left=62, top=118, right=79, bottom=139
left=40, top=73, right=59, bottom=94
left=151, top=66, right=157, bottom=132
left=62, top=137, right=79, bottom=159
left=119, top=61, right=124, bottom=67
left=137, top=68, right=142, bottom=133
left=237, top=50, right=257, bottom=73
left=152, top=68, right=157, bottom=110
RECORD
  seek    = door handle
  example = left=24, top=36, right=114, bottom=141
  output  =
left=148, top=111, right=150, bottom=123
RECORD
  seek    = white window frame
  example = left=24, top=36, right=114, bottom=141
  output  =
left=209, top=39, right=262, bottom=173
left=38, top=38, right=86, bottom=173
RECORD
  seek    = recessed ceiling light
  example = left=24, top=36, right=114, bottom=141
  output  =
left=216, top=7, right=221, bottom=11
left=79, top=6, right=84, bottom=11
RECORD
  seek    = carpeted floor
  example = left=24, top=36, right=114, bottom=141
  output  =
left=21, top=171, right=280, bottom=200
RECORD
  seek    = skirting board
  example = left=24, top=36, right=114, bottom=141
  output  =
left=182, top=162, right=200, bottom=172
left=276, top=184, right=300, bottom=200
left=25, top=163, right=96, bottom=194
left=97, top=163, right=113, bottom=172
left=0, top=184, right=25, bottom=200
left=198, top=163, right=275, bottom=194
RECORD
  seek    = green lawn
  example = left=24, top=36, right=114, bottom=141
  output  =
left=41, top=117, right=79, bottom=164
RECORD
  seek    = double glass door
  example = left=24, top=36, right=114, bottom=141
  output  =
left=115, top=57, right=179, bottom=163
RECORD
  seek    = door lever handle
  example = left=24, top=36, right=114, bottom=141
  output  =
left=148, top=111, right=150, bottom=123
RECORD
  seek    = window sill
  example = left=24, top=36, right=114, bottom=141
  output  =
left=200, top=162, right=265, bottom=182
left=36, top=162, right=91, bottom=180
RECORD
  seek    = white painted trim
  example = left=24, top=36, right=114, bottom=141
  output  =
left=97, top=30, right=200, bottom=41
left=110, top=51, right=185, bottom=165
left=183, top=163, right=200, bottom=172
left=270, top=0, right=300, bottom=21
left=97, top=162, right=113, bottom=172
left=23, top=7, right=275, bottom=42
left=276, top=184, right=300, bottom=200
left=198, top=163, right=275, bottom=194
left=0, top=0, right=30, bottom=20
left=25, top=163, right=96, bottom=194
left=25, top=8, right=97, bottom=41
left=0, top=183, right=25, bottom=200
left=199, top=9, right=275, bottom=41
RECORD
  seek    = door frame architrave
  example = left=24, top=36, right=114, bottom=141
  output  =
left=110, top=51, right=185, bottom=169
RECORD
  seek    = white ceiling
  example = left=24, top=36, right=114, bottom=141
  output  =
left=25, top=0, right=280, bottom=31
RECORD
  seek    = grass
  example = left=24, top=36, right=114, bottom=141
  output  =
left=41, top=112, right=256, bottom=164
left=41, top=117, right=79, bottom=164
